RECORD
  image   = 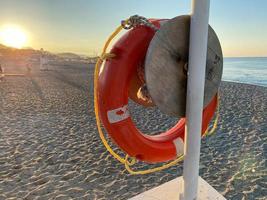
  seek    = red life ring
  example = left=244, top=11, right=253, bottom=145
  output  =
left=97, top=19, right=217, bottom=163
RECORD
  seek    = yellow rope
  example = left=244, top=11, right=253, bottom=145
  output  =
left=204, top=95, right=220, bottom=136
left=124, top=154, right=185, bottom=175
left=94, top=24, right=132, bottom=165
left=93, top=19, right=219, bottom=175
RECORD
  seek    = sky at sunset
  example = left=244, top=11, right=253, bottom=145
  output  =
left=0, top=0, right=266, bottom=57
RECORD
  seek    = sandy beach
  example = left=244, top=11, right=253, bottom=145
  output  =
left=0, top=63, right=266, bottom=200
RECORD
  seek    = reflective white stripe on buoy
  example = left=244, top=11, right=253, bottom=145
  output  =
left=173, top=138, right=184, bottom=156
left=107, top=105, right=130, bottom=124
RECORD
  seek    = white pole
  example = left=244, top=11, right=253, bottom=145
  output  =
left=182, top=0, right=210, bottom=200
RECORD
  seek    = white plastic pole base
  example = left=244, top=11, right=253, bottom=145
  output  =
left=129, top=176, right=226, bottom=200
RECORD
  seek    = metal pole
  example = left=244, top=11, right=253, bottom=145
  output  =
left=182, top=0, right=210, bottom=200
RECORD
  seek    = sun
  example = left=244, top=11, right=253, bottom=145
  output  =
left=0, top=25, right=28, bottom=48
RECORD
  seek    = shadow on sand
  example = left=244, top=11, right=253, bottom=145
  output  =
left=49, top=70, right=88, bottom=93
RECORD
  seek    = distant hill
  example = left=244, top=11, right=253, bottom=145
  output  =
left=0, top=44, right=97, bottom=64
left=57, top=52, right=82, bottom=59
left=0, top=44, right=12, bottom=50
left=0, top=44, right=40, bottom=59
left=0, top=44, right=73, bottom=58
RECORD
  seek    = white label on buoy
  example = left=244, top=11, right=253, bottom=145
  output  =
left=173, top=138, right=184, bottom=156
left=107, top=105, right=130, bottom=124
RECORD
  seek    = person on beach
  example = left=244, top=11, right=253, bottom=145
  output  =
left=0, top=64, right=4, bottom=81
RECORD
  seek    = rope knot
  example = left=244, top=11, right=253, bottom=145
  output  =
left=121, top=15, right=158, bottom=31
left=125, top=155, right=137, bottom=166
left=99, top=53, right=116, bottom=61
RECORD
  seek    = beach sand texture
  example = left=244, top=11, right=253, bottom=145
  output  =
left=0, top=64, right=266, bottom=200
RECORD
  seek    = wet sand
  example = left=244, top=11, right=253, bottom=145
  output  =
left=0, top=64, right=266, bottom=200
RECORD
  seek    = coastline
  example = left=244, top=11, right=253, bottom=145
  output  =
left=222, top=80, right=267, bottom=88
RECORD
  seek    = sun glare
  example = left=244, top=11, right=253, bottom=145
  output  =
left=0, top=25, right=28, bottom=48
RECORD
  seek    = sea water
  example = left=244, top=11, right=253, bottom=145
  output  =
left=223, top=57, right=267, bottom=87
